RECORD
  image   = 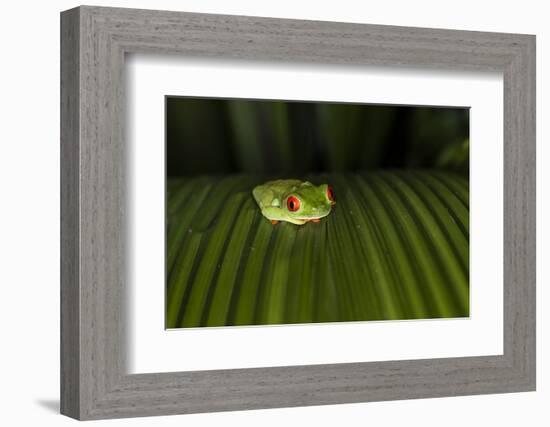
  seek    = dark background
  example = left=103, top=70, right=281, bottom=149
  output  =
left=166, top=97, right=469, bottom=177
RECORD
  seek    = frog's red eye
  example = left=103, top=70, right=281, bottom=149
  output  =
left=327, top=186, right=335, bottom=202
left=287, top=196, right=300, bottom=212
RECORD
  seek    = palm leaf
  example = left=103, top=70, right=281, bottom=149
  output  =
left=166, top=171, right=469, bottom=328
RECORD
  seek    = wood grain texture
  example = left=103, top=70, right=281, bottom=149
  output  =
left=60, top=7, right=81, bottom=419
left=60, top=5, right=536, bottom=420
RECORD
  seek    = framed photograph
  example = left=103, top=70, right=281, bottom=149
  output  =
left=60, top=5, right=536, bottom=420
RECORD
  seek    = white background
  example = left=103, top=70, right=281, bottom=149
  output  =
left=128, top=57, right=503, bottom=373
left=0, top=0, right=546, bottom=426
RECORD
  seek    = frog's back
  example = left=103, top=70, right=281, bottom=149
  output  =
left=264, top=179, right=302, bottom=194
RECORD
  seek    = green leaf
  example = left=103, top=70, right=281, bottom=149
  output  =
left=166, top=171, right=469, bottom=328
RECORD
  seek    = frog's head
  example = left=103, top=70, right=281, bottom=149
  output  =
left=284, top=182, right=335, bottom=222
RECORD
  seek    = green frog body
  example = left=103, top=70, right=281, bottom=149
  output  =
left=252, top=179, right=335, bottom=225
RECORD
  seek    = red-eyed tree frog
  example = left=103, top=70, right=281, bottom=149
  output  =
left=252, top=179, right=336, bottom=225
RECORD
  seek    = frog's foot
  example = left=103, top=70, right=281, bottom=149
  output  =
left=311, top=218, right=321, bottom=223
left=271, top=220, right=279, bottom=225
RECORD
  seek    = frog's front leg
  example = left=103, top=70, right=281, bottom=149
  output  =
left=260, top=206, right=283, bottom=224
left=260, top=206, right=307, bottom=225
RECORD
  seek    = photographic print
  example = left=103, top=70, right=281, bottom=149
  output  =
left=60, top=8, right=535, bottom=418
left=166, top=97, right=469, bottom=329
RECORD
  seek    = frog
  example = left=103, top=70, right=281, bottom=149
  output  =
left=252, top=179, right=336, bottom=225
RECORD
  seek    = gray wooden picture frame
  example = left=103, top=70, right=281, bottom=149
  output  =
left=60, top=5, right=536, bottom=420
